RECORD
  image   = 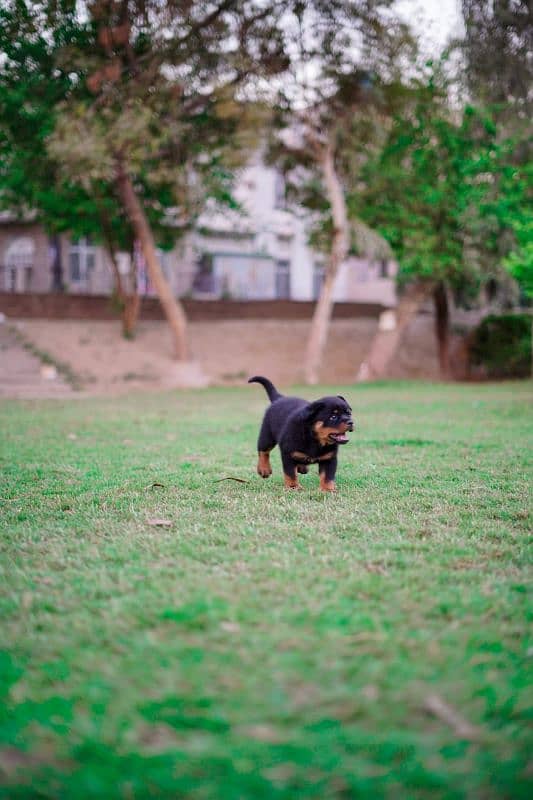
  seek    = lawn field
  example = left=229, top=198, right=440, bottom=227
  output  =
left=1, top=381, right=532, bottom=798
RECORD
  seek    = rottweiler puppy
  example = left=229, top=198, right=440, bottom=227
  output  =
left=248, top=375, right=354, bottom=492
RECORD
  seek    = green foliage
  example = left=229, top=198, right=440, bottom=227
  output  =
left=0, top=0, right=145, bottom=258
left=0, top=383, right=532, bottom=797
left=45, top=1, right=283, bottom=229
left=351, top=71, right=529, bottom=296
left=461, top=0, right=532, bottom=121
left=0, top=0, right=106, bottom=239
left=267, top=1, right=414, bottom=259
left=0, top=1, right=274, bottom=252
left=503, top=220, right=533, bottom=300
left=458, top=2, right=532, bottom=302
left=469, top=313, right=532, bottom=378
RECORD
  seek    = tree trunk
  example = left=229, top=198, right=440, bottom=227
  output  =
left=114, top=160, right=189, bottom=359
left=434, top=280, right=450, bottom=376
left=357, top=281, right=433, bottom=381
left=304, top=144, right=349, bottom=385
left=121, top=291, right=141, bottom=339
left=305, top=270, right=337, bottom=385
left=101, top=240, right=140, bottom=340
left=49, top=235, right=64, bottom=292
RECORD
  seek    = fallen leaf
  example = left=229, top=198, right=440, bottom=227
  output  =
left=361, top=684, right=380, bottom=701
left=220, top=621, right=241, bottom=634
left=365, top=563, right=388, bottom=576
left=147, top=518, right=172, bottom=528
left=241, top=724, right=284, bottom=743
left=146, top=482, right=166, bottom=490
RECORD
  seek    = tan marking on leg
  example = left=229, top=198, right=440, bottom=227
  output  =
left=319, top=473, right=337, bottom=493
left=284, top=473, right=302, bottom=490
left=257, top=450, right=272, bottom=478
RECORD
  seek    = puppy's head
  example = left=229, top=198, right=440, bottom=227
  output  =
left=301, top=395, right=354, bottom=446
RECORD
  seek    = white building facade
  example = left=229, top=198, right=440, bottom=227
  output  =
left=0, top=159, right=397, bottom=306
left=183, top=156, right=397, bottom=305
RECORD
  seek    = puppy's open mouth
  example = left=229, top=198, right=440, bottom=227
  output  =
left=329, top=432, right=350, bottom=444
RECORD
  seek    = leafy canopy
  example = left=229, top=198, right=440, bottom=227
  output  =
left=350, top=69, right=528, bottom=298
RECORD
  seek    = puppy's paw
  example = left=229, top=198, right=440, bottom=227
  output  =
left=319, top=481, right=337, bottom=493
left=257, top=453, right=272, bottom=478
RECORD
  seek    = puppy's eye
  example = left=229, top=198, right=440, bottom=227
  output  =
left=330, top=412, right=339, bottom=420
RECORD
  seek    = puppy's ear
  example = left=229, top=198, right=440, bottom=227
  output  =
left=299, top=400, right=325, bottom=422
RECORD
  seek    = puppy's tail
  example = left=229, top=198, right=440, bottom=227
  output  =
left=248, top=375, right=282, bottom=403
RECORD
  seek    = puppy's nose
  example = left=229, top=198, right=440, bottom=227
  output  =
left=346, top=419, right=354, bottom=431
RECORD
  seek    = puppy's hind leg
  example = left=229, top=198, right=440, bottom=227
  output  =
left=256, top=418, right=275, bottom=478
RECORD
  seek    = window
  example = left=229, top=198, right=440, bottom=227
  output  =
left=275, top=260, right=290, bottom=299
left=7, top=267, right=17, bottom=292
left=313, top=263, right=325, bottom=299
left=5, top=236, right=35, bottom=292
left=70, top=252, right=81, bottom=281
left=192, top=253, right=215, bottom=294
left=69, top=237, right=97, bottom=285
left=274, top=171, right=287, bottom=209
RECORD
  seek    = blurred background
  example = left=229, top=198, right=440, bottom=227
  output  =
left=0, top=0, right=531, bottom=396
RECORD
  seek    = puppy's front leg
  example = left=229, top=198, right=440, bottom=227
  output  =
left=281, top=451, right=302, bottom=490
left=319, top=455, right=337, bottom=492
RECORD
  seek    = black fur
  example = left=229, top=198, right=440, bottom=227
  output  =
left=248, top=376, right=354, bottom=491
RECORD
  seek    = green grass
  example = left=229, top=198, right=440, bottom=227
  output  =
left=0, top=381, right=531, bottom=799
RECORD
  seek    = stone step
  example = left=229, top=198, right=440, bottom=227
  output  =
left=0, top=323, right=76, bottom=399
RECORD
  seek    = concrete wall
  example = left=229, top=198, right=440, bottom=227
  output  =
left=0, top=292, right=388, bottom=321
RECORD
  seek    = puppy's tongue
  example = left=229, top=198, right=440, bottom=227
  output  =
left=332, top=433, right=349, bottom=444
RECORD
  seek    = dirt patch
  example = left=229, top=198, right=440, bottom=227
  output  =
left=11, top=316, right=440, bottom=394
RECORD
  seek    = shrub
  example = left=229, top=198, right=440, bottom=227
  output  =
left=469, top=313, right=532, bottom=379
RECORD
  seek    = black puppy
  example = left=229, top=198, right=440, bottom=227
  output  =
left=248, top=376, right=354, bottom=492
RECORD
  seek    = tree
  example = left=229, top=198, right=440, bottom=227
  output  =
left=45, top=0, right=288, bottom=360
left=351, top=71, right=521, bottom=379
left=268, top=0, right=414, bottom=384
left=461, top=0, right=532, bottom=306
left=461, top=0, right=532, bottom=122
left=0, top=0, right=87, bottom=293
left=0, top=0, right=141, bottom=336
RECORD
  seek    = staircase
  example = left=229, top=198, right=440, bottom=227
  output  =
left=0, top=324, right=76, bottom=399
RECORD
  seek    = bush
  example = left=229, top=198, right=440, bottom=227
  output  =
left=469, top=313, right=532, bottom=379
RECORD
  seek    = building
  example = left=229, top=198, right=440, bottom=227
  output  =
left=0, top=159, right=397, bottom=306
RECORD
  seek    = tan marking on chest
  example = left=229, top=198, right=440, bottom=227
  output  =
left=291, top=450, right=335, bottom=463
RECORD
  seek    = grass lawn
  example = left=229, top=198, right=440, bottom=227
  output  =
left=1, top=381, right=531, bottom=799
